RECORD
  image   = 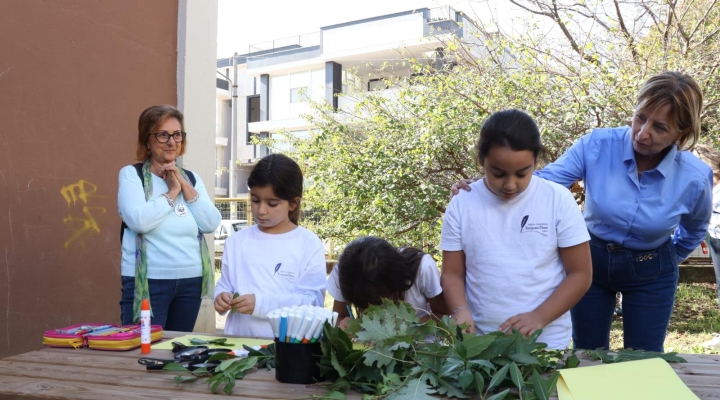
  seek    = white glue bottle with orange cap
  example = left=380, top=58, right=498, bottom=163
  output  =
left=140, top=298, right=151, bottom=354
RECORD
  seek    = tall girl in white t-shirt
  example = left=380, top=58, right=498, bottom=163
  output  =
left=328, top=236, right=449, bottom=328
left=213, top=154, right=327, bottom=337
left=440, top=109, right=592, bottom=349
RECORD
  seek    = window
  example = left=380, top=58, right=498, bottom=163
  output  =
left=290, top=87, right=308, bottom=103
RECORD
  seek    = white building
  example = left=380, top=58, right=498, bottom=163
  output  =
left=215, top=6, right=478, bottom=197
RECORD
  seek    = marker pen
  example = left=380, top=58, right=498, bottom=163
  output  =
left=303, top=315, right=323, bottom=343
left=309, top=317, right=325, bottom=343
left=285, top=312, right=297, bottom=343
left=295, top=316, right=313, bottom=344
left=278, top=312, right=288, bottom=343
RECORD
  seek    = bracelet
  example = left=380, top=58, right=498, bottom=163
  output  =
left=186, top=193, right=200, bottom=204
left=451, top=306, right=468, bottom=315
left=162, top=193, right=174, bottom=208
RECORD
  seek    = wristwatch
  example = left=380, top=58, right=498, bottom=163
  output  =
left=162, top=193, right=174, bottom=208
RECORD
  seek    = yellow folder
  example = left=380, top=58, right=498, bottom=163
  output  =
left=557, top=358, right=698, bottom=400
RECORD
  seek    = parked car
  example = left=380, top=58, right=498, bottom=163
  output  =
left=214, top=219, right=247, bottom=253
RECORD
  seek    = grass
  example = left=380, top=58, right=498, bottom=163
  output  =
left=610, top=283, right=720, bottom=354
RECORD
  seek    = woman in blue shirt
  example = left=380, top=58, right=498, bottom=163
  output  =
left=453, top=72, right=713, bottom=352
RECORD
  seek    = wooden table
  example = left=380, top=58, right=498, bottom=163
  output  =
left=1, top=331, right=720, bottom=399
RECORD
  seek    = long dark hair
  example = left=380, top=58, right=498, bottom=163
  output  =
left=475, top=109, right=545, bottom=164
left=247, top=154, right=303, bottom=224
left=337, top=236, right=424, bottom=310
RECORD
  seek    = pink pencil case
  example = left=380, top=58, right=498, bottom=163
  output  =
left=86, top=324, right=163, bottom=351
left=42, top=323, right=119, bottom=349
left=42, top=323, right=163, bottom=350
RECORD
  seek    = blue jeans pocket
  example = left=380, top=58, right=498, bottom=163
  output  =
left=630, top=250, right=662, bottom=280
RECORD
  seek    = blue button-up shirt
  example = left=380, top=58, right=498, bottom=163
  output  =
left=536, top=126, right=713, bottom=262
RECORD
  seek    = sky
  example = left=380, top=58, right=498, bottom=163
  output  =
left=216, top=0, right=533, bottom=59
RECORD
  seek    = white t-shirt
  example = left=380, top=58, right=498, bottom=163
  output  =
left=214, top=225, right=327, bottom=338
left=327, top=254, right=443, bottom=317
left=709, top=184, right=720, bottom=239
left=440, top=177, right=589, bottom=349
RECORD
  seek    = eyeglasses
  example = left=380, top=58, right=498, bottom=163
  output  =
left=152, top=131, right=186, bottom=143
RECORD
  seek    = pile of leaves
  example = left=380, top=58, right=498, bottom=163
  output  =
left=318, top=300, right=685, bottom=400
left=165, top=300, right=685, bottom=398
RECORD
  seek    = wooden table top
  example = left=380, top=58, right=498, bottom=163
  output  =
left=2, top=331, right=720, bottom=399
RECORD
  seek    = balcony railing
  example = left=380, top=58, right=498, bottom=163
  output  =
left=427, top=6, right=457, bottom=22
left=248, top=31, right=321, bottom=55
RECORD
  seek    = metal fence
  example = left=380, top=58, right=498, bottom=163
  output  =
left=248, top=31, right=321, bottom=55
left=215, top=197, right=251, bottom=223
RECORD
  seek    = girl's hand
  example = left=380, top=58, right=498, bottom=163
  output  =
left=337, top=316, right=352, bottom=330
left=452, top=308, right=475, bottom=333
left=230, top=294, right=256, bottom=315
left=449, top=177, right=481, bottom=198
left=214, top=292, right=233, bottom=313
left=499, top=311, right=547, bottom=338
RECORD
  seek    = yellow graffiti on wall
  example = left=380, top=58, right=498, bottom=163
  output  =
left=60, top=180, right=107, bottom=249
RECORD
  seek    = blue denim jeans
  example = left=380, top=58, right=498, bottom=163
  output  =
left=120, top=276, right=202, bottom=331
left=571, top=233, right=678, bottom=352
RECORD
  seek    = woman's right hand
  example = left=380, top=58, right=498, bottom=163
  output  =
left=450, top=177, right=481, bottom=198
left=452, top=308, right=475, bottom=333
left=214, top=292, right=233, bottom=313
left=162, top=165, right=182, bottom=197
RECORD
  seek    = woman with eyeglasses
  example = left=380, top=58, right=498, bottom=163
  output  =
left=117, top=105, right=221, bottom=330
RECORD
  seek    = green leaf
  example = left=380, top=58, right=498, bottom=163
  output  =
left=363, top=346, right=396, bottom=368
left=508, top=362, right=524, bottom=389
left=473, top=371, right=485, bottom=395
left=331, top=350, right=348, bottom=377
left=565, top=353, right=580, bottom=368
left=324, top=391, right=347, bottom=400
left=163, top=362, right=190, bottom=372
left=530, top=370, right=557, bottom=400
left=487, top=364, right=510, bottom=390
left=458, top=369, right=473, bottom=391
left=462, top=334, right=496, bottom=358
left=388, top=378, right=435, bottom=400
left=486, top=388, right=510, bottom=400
left=229, top=292, right=240, bottom=314
left=508, top=353, right=539, bottom=365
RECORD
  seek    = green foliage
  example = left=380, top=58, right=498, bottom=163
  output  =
left=257, top=0, right=720, bottom=254
left=314, top=300, right=689, bottom=399
left=189, top=337, right=235, bottom=347
left=316, top=300, right=688, bottom=400
left=165, top=302, right=684, bottom=397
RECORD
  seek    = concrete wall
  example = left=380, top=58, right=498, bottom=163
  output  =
left=177, top=0, right=219, bottom=334
left=0, top=0, right=179, bottom=358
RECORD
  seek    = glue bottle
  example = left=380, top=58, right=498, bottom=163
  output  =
left=140, top=298, right=151, bottom=354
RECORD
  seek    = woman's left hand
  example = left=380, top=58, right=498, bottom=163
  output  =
left=499, top=311, right=547, bottom=338
left=230, top=294, right=256, bottom=315
left=161, top=163, right=198, bottom=200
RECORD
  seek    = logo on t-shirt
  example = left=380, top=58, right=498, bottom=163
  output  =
left=520, top=215, right=549, bottom=236
left=273, top=262, right=296, bottom=283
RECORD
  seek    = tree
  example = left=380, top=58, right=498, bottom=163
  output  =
left=264, top=0, right=720, bottom=252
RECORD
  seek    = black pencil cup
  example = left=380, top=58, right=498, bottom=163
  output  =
left=274, top=339, right=323, bottom=384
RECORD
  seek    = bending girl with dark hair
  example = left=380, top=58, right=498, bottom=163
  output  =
left=214, top=153, right=327, bottom=337
left=328, top=236, right=449, bottom=328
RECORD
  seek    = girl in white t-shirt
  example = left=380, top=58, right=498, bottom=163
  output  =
left=328, top=236, right=448, bottom=328
left=213, top=154, right=327, bottom=337
left=440, top=109, right=592, bottom=349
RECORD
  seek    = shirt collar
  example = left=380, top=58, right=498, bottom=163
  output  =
left=622, top=126, right=678, bottom=177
